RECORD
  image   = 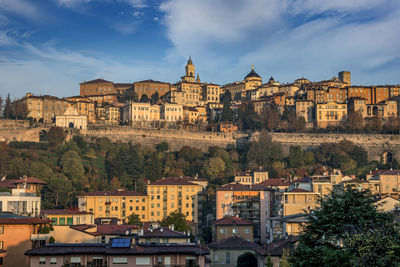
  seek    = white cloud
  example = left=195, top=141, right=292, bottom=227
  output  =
left=0, top=0, right=40, bottom=19
left=54, top=0, right=91, bottom=8
left=124, top=0, right=147, bottom=8
left=133, top=11, right=144, bottom=17
left=153, top=16, right=159, bottom=22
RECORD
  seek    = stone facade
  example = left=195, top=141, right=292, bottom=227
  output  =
left=56, top=107, right=87, bottom=130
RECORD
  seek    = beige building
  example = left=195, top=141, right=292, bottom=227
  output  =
left=77, top=190, right=149, bottom=221
left=55, top=107, right=87, bottom=130
left=283, top=189, right=320, bottom=216
left=349, top=98, right=397, bottom=119
left=21, top=93, right=69, bottom=123
left=133, top=79, right=171, bottom=100
left=296, top=100, right=314, bottom=123
left=105, top=105, right=121, bottom=125
left=122, top=102, right=161, bottom=126
left=315, top=102, right=347, bottom=128
left=80, top=78, right=117, bottom=96
left=212, top=216, right=254, bottom=242
left=66, top=96, right=96, bottom=124
left=161, top=103, right=183, bottom=123
left=146, top=177, right=206, bottom=223
left=234, top=170, right=269, bottom=185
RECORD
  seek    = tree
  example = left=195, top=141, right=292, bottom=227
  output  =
left=247, top=130, right=282, bottom=170
left=47, top=127, right=66, bottom=146
left=61, top=150, right=86, bottom=190
left=346, top=111, right=363, bottom=132
left=3, top=94, right=12, bottom=119
left=12, top=100, right=28, bottom=119
left=290, top=186, right=398, bottom=267
left=126, top=213, right=142, bottom=226
left=237, top=252, right=257, bottom=267
left=43, top=173, right=73, bottom=208
left=203, top=157, right=225, bottom=179
left=0, top=95, right=3, bottom=117
left=156, top=142, right=169, bottom=152
left=221, top=90, right=233, bottom=121
left=160, top=211, right=189, bottom=232
left=140, top=94, right=150, bottom=103
left=151, top=91, right=159, bottom=104
left=287, top=145, right=304, bottom=168
left=261, top=104, right=281, bottom=131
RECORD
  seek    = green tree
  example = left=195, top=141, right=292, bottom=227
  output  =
left=237, top=252, right=257, bottom=267
left=140, top=94, right=150, bottom=103
left=43, top=173, right=73, bottom=208
left=8, top=158, right=26, bottom=178
left=3, top=93, right=12, bottom=119
left=287, top=145, right=304, bottom=168
left=203, top=157, right=225, bottom=179
left=247, top=130, right=282, bottom=170
left=151, top=91, right=159, bottom=104
left=290, top=186, right=397, bottom=267
left=160, top=211, right=189, bottom=232
left=47, top=127, right=66, bottom=146
left=156, top=142, right=169, bottom=152
left=221, top=90, right=233, bottom=121
left=60, top=150, right=86, bottom=190
left=126, top=213, right=142, bottom=226
left=27, top=162, right=54, bottom=180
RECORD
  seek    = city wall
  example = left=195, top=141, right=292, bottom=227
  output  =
left=0, top=123, right=399, bottom=162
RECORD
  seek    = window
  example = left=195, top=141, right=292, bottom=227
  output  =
left=220, top=228, right=225, bottom=234
left=135, top=257, right=150, bottom=265
left=226, top=252, right=231, bottom=264
left=113, top=257, right=128, bottom=264
left=39, top=257, right=46, bottom=265
left=50, top=258, right=57, bottom=264
left=115, top=206, right=118, bottom=211
left=245, top=228, right=250, bottom=234
left=59, top=217, right=65, bottom=225
left=99, top=206, right=102, bottom=211
left=0, top=226, right=4, bottom=234
left=232, top=228, right=237, bottom=234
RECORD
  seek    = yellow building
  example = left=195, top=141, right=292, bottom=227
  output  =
left=368, top=170, right=400, bottom=196
left=41, top=209, right=94, bottom=226
left=203, top=83, right=221, bottom=104
left=105, top=105, right=120, bottom=125
left=315, top=102, right=347, bottom=128
left=122, top=102, right=161, bottom=126
left=222, top=65, right=262, bottom=100
left=283, top=189, right=320, bottom=216
left=295, top=100, right=314, bottom=123
left=80, top=78, right=117, bottom=96
left=77, top=190, right=149, bottom=221
left=22, top=93, right=70, bottom=123
left=66, top=96, right=96, bottom=124
left=161, top=103, right=183, bottom=123
left=146, top=177, right=205, bottom=223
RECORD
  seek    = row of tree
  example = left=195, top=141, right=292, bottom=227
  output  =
left=0, top=93, right=28, bottom=119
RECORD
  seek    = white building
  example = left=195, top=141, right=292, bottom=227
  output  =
left=161, top=103, right=183, bottom=122
left=0, top=189, right=41, bottom=217
left=56, top=107, right=87, bottom=130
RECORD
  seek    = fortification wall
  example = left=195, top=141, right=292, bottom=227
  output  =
left=0, top=128, right=40, bottom=143
left=0, top=119, right=30, bottom=128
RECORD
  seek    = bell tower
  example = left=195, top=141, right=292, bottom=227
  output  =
left=183, top=57, right=195, bottom=82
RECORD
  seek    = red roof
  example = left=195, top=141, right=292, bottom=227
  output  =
left=78, top=190, right=146, bottom=197
left=289, top=188, right=311, bottom=193
left=213, top=216, right=252, bottom=226
left=149, top=177, right=200, bottom=186
left=0, top=218, right=52, bottom=225
left=216, top=182, right=273, bottom=192
left=0, top=177, right=46, bottom=189
left=258, top=179, right=290, bottom=187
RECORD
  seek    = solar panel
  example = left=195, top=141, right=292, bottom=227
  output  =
left=111, top=238, right=131, bottom=248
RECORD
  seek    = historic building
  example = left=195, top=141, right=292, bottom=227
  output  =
left=222, top=65, right=263, bottom=100
left=295, top=100, right=314, bottom=123
left=132, top=79, right=171, bottom=100
left=20, top=93, right=69, bottom=123
left=80, top=79, right=117, bottom=96
left=315, top=102, right=347, bottom=128
left=66, top=96, right=96, bottom=124
left=55, top=107, right=87, bottom=130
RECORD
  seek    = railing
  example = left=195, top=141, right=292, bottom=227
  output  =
left=31, top=234, right=50, bottom=241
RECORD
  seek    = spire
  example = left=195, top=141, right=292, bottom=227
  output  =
left=187, top=56, right=193, bottom=65
left=196, top=74, right=201, bottom=83
left=251, top=64, right=254, bottom=70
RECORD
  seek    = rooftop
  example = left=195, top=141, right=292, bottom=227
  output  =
left=207, top=236, right=266, bottom=255
left=41, top=209, right=92, bottom=216
left=212, top=216, right=253, bottom=226
left=149, top=177, right=203, bottom=186
left=0, top=177, right=47, bottom=189
left=78, top=190, right=146, bottom=197
left=216, top=182, right=273, bottom=192
left=80, top=78, right=114, bottom=85
left=0, top=213, right=51, bottom=225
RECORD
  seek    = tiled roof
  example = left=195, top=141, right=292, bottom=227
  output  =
left=134, top=79, right=170, bottom=85
left=258, top=179, right=290, bottom=187
left=41, top=209, right=92, bottom=216
left=0, top=217, right=52, bottom=225
left=207, top=236, right=266, bottom=255
left=380, top=170, right=400, bottom=175
left=265, top=236, right=299, bottom=257
left=77, top=190, right=146, bottom=197
left=25, top=243, right=209, bottom=256
left=149, top=177, right=201, bottom=186
left=141, top=227, right=188, bottom=238
left=80, top=78, right=114, bottom=84
left=70, top=224, right=138, bottom=236
left=288, top=188, right=311, bottom=193
left=216, top=182, right=273, bottom=192
left=212, top=216, right=252, bottom=226
left=0, top=177, right=46, bottom=188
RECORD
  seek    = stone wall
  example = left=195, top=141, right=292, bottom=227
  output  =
left=0, top=119, right=30, bottom=128
left=0, top=128, right=41, bottom=143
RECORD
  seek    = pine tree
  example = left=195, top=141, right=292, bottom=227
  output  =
left=3, top=93, right=12, bottom=119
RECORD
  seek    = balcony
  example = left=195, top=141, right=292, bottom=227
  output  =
left=105, top=201, right=111, bottom=205
left=31, top=234, right=50, bottom=241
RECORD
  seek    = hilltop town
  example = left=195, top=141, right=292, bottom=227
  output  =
left=0, top=59, right=400, bottom=267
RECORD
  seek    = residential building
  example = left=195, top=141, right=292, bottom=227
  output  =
left=207, top=236, right=267, bottom=267
left=295, top=100, right=314, bottom=123
left=216, top=183, right=274, bottom=244
left=146, top=177, right=205, bottom=223
left=132, top=79, right=171, bottom=100
left=160, top=103, right=183, bottom=123
left=66, top=96, right=96, bottom=123
left=265, top=236, right=298, bottom=267
left=203, top=83, right=221, bottom=104
left=267, top=213, right=307, bottom=242
left=41, top=210, right=94, bottom=226
left=55, top=107, right=87, bottom=130
left=122, top=101, right=160, bottom=126
left=315, top=102, right=347, bottom=128
left=0, top=213, right=52, bottom=267
left=87, top=94, right=118, bottom=105
left=20, top=93, right=70, bottom=123
left=348, top=98, right=397, bottom=119
left=0, top=176, right=46, bottom=195
left=25, top=240, right=209, bottom=267
left=218, top=122, right=238, bottom=133
left=77, top=190, right=149, bottom=221
left=0, top=186, right=42, bottom=217
left=234, top=170, right=269, bottom=185
left=282, top=189, right=320, bottom=216
left=80, top=78, right=117, bottom=96
left=105, top=105, right=121, bottom=125
left=368, top=170, right=400, bottom=197
left=212, top=216, right=253, bottom=242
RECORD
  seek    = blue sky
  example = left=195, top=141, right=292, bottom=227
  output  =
left=0, top=0, right=399, bottom=98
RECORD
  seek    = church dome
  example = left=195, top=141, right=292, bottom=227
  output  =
left=244, top=66, right=261, bottom=80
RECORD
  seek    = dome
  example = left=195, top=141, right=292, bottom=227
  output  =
left=244, top=66, right=261, bottom=80
left=187, top=56, right=193, bottom=65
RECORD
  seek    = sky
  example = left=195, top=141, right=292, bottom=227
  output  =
left=0, top=0, right=399, bottom=98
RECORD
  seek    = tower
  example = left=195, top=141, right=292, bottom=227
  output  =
left=338, top=71, right=351, bottom=86
left=184, top=56, right=195, bottom=82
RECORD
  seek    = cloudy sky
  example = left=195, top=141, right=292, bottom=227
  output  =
left=0, top=0, right=399, bottom=98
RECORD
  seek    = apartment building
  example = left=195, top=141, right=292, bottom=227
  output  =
left=41, top=210, right=94, bottom=226
left=295, top=100, right=314, bottom=123
left=20, top=93, right=69, bottom=123
left=216, top=183, right=274, bottom=244
left=234, top=170, right=269, bottom=185
left=282, top=189, right=320, bottom=216
left=105, top=105, right=121, bottom=125
left=146, top=177, right=205, bottom=223
left=212, top=216, right=254, bottom=242
left=66, top=96, right=96, bottom=123
left=77, top=190, right=149, bottom=221
left=315, top=102, right=347, bottom=128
